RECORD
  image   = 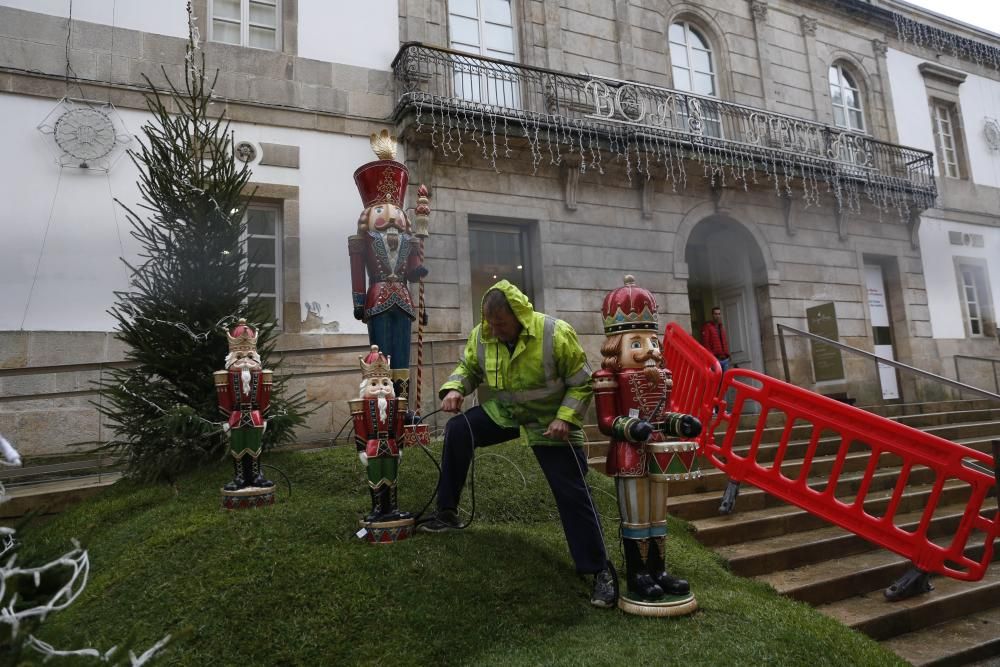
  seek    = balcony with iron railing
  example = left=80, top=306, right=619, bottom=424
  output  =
left=391, top=43, right=937, bottom=215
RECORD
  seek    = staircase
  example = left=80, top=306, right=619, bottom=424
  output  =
left=587, top=399, right=1000, bottom=666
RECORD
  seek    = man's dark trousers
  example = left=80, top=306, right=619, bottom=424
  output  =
left=437, top=405, right=607, bottom=574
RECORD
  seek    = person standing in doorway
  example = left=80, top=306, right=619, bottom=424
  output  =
left=700, top=307, right=730, bottom=371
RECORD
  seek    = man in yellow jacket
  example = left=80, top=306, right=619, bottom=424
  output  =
left=421, top=281, right=615, bottom=608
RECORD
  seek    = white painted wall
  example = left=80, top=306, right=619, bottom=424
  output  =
left=887, top=48, right=1000, bottom=188
left=0, top=92, right=375, bottom=333
left=298, top=0, right=399, bottom=70
left=918, top=216, right=1000, bottom=339
left=0, top=0, right=188, bottom=37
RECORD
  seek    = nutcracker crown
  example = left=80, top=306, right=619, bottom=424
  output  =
left=601, top=275, right=658, bottom=335
left=226, top=318, right=259, bottom=354
left=359, top=345, right=392, bottom=379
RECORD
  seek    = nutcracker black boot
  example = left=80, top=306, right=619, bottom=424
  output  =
left=223, top=457, right=245, bottom=491
left=364, top=487, right=379, bottom=522
left=250, top=457, right=274, bottom=488
left=648, top=536, right=690, bottom=596
left=624, top=539, right=663, bottom=599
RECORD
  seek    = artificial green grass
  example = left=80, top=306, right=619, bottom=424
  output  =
left=16, top=443, right=904, bottom=666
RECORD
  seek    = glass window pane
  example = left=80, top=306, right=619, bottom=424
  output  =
left=692, top=48, right=712, bottom=73
left=840, top=69, right=857, bottom=90
left=849, top=108, right=864, bottom=131
left=450, top=15, right=481, bottom=47
left=485, top=23, right=513, bottom=53
left=249, top=26, right=276, bottom=49
left=247, top=237, right=276, bottom=264
left=484, top=0, right=511, bottom=24
left=249, top=296, right=277, bottom=320
left=830, top=84, right=843, bottom=107
left=833, top=105, right=846, bottom=128
left=673, top=66, right=691, bottom=91
left=214, top=0, right=240, bottom=20
left=250, top=1, right=277, bottom=27
left=248, top=268, right=276, bottom=294
left=842, top=87, right=857, bottom=110
left=687, top=25, right=709, bottom=50
left=213, top=20, right=240, bottom=44
left=670, top=42, right=688, bottom=68
left=829, top=66, right=840, bottom=87
left=449, top=0, right=478, bottom=18
left=668, top=23, right=685, bottom=44
left=486, top=48, right=515, bottom=62
left=693, top=72, right=715, bottom=96
left=248, top=209, right=276, bottom=235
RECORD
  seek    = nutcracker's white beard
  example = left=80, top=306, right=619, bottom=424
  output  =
left=377, top=392, right=388, bottom=422
left=241, top=367, right=252, bottom=395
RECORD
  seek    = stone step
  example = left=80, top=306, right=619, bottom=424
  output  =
left=816, top=565, right=1000, bottom=642
left=720, top=506, right=968, bottom=580
left=880, top=605, right=1000, bottom=666
left=688, top=479, right=975, bottom=547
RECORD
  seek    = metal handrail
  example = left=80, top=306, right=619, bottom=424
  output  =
left=954, top=354, right=1000, bottom=396
left=777, top=324, right=1000, bottom=402
left=391, top=42, right=938, bottom=208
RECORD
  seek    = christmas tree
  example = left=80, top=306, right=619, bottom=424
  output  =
left=99, top=5, right=307, bottom=482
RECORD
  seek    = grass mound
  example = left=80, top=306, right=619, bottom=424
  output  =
left=17, top=443, right=903, bottom=666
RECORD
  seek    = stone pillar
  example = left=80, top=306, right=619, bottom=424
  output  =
left=542, top=0, right=564, bottom=71
left=749, top=0, right=774, bottom=109
left=614, top=0, right=635, bottom=81
left=799, top=15, right=828, bottom=123
left=871, top=38, right=900, bottom=144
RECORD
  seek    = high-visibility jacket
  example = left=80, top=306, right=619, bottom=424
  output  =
left=439, top=280, right=593, bottom=446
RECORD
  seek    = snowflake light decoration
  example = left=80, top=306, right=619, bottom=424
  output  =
left=37, top=97, right=132, bottom=171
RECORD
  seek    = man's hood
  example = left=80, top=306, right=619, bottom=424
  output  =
left=479, top=280, right=535, bottom=340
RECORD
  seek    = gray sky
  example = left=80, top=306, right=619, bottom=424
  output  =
left=900, top=0, right=1000, bottom=36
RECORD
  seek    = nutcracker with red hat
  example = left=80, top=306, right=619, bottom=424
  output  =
left=348, top=129, right=430, bottom=402
left=214, top=318, right=276, bottom=510
left=349, top=344, right=417, bottom=543
left=594, top=276, right=702, bottom=616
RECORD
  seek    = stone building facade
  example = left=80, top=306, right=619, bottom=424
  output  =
left=0, top=0, right=997, bottom=457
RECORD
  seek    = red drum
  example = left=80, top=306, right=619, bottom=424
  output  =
left=401, top=422, right=430, bottom=448
left=646, top=441, right=701, bottom=481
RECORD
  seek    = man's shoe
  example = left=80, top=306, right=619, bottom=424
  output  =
left=417, top=508, right=461, bottom=533
left=590, top=569, right=617, bottom=608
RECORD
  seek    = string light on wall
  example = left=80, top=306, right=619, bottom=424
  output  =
left=37, top=97, right=132, bottom=171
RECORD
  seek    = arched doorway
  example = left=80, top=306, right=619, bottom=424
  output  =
left=685, top=216, right=768, bottom=373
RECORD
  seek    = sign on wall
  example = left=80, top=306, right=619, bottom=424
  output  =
left=807, top=302, right=845, bottom=382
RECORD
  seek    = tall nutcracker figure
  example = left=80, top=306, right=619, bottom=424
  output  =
left=594, top=276, right=702, bottom=616
left=348, top=129, right=430, bottom=401
left=350, top=344, right=416, bottom=544
left=214, top=318, right=276, bottom=510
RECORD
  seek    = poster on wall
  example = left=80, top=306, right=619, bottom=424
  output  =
left=806, top=302, right=845, bottom=382
left=864, top=264, right=900, bottom=400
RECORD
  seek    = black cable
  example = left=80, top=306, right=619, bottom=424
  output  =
left=412, top=409, right=478, bottom=529
left=261, top=463, right=292, bottom=497
left=331, top=415, right=354, bottom=445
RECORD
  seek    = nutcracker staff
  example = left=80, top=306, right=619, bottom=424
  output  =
left=594, top=276, right=702, bottom=616
left=214, top=319, right=275, bottom=509
left=348, top=130, right=430, bottom=400
left=349, top=344, right=416, bottom=543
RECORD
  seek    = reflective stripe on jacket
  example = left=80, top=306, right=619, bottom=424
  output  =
left=438, top=280, right=593, bottom=446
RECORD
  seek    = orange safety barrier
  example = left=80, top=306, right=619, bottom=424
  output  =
left=663, top=323, right=1000, bottom=582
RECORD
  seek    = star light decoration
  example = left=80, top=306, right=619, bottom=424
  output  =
left=37, top=97, right=132, bottom=171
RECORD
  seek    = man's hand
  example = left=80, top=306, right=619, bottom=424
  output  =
left=441, top=390, right=464, bottom=413
left=543, top=418, right=572, bottom=441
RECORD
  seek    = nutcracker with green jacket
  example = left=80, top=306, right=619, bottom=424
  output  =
left=214, top=318, right=274, bottom=492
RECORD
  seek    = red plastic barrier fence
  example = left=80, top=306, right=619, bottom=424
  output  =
left=663, top=323, right=1000, bottom=582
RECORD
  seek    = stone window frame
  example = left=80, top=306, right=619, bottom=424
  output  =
left=828, top=61, right=867, bottom=134
left=663, top=9, right=734, bottom=103
left=953, top=256, right=996, bottom=339
left=192, top=0, right=298, bottom=56
left=918, top=62, right=970, bottom=182
left=241, top=183, right=301, bottom=333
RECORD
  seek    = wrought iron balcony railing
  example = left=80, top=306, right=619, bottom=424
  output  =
left=391, top=43, right=937, bottom=215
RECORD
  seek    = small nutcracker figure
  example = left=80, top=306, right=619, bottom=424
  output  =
left=348, top=130, right=430, bottom=400
left=350, top=344, right=416, bottom=543
left=594, top=276, right=702, bottom=616
left=214, top=318, right=275, bottom=510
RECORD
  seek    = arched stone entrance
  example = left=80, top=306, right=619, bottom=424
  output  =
left=681, top=214, right=771, bottom=374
